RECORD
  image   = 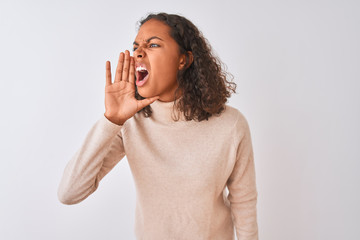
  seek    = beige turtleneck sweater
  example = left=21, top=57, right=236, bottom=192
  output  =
left=57, top=99, right=258, bottom=240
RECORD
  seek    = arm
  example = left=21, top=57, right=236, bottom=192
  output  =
left=57, top=50, right=159, bottom=205
left=227, top=114, right=259, bottom=240
left=57, top=115, right=125, bottom=205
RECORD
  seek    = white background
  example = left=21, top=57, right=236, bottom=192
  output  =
left=0, top=0, right=359, bottom=239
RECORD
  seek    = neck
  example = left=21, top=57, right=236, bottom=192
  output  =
left=149, top=96, right=187, bottom=124
left=157, top=89, right=183, bottom=102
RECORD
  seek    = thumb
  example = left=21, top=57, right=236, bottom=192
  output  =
left=137, top=96, right=160, bottom=111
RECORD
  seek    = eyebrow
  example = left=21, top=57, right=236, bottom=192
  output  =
left=133, top=36, right=163, bottom=45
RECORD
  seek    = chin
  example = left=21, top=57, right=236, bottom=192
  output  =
left=137, top=88, right=154, bottom=99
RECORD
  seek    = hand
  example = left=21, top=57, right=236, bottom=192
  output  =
left=104, top=50, right=159, bottom=125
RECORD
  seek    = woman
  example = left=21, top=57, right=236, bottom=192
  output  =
left=58, top=12, right=258, bottom=240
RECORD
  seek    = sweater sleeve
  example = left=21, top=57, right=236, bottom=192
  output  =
left=227, top=113, right=259, bottom=240
left=57, top=115, right=126, bottom=205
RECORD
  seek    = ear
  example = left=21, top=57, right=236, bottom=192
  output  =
left=178, top=51, right=194, bottom=70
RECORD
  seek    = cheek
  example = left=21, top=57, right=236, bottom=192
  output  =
left=150, top=54, right=179, bottom=78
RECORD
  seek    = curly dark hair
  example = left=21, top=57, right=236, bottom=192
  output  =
left=135, top=12, right=237, bottom=122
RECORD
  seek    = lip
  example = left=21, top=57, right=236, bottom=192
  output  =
left=135, top=62, right=147, bottom=69
left=136, top=73, right=149, bottom=87
left=135, top=62, right=149, bottom=87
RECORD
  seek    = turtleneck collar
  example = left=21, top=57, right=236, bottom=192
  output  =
left=149, top=97, right=188, bottom=124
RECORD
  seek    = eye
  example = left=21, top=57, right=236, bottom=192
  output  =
left=149, top=43, right=159, bottom=48
left=132, top=47, right=138, bottom=52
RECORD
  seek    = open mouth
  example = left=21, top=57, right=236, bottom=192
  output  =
left=136, top=65, right=149, bottom=86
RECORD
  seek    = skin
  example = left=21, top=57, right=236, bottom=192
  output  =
left=104, top=19, right=188, bottom=125
left=132, top=19, right=187, bottom=101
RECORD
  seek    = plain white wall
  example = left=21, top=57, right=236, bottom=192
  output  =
left=0, top=0, right=359, bottom=239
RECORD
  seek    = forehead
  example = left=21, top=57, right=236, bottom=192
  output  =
left=135, top=19, right=172, bottom=41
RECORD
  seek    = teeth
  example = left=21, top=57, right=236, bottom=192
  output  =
left=136, top=66, right=147, bottom=72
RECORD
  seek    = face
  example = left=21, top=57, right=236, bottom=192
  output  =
left=133, top=19, right=186, bottom=102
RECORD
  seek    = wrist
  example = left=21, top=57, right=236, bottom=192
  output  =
left=104, top=113, right=125, bottom=126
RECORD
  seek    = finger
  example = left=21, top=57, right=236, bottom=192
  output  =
left=137, top=96, right=160, bottom=111
left=115, top=52, right=124, bottom=83
left=122, top=50, right=130, bottom=82
left=106, top=61, right=112, bottom=86
left=129, top=57, right=135, bottom=84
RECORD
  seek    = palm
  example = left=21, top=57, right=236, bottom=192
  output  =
left=105, top=81, right=138, bottom=122
left=104, top=51, right=159, bottom=125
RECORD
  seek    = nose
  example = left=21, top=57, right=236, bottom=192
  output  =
left=135, top=47, right=145, bottom=59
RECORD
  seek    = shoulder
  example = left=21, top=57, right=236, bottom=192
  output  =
left=219, top=104, right=250, bottom=129
left=218, top=104, right=252, bottom=143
